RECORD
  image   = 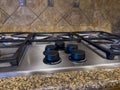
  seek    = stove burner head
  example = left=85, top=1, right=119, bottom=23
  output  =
left=110, top=44, right=120, bottom=50
left=55, top=41, right=65, bottom=50
left=43, top=50, right=61, bottom=65
left=65, top=44, right=78, bottom=54
left=69, top=50, right=86, bottom=63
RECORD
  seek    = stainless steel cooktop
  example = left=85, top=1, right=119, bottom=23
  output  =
left=0, top=40, right=120, bottom=73
left=0, top=31, right=120, bottom=77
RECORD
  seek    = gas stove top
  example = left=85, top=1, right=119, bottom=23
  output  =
left=0, top=31, right=120, bottom=75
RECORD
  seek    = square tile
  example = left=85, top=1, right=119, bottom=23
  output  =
left=27, top=0, right=47, bottom=16
left=39, top=7, right=62, bottom=26
left=65, top=8, right=89, bottom=26
left=0, top=0, right=19, bottom=15
left=11, top=7, right=37, bottom=26
left=55, top=0, right=73, bottom=17
left=0, top=9, right=9, bottom=24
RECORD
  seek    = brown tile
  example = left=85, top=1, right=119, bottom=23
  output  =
left=65, top=8, right=89, bottom=26
left=55, top=0, right=73, bottom=17
left=11, top=7, right=37, bottom=26
left=80, top=0, right=94, bottom=23
left=57, top=19, right=72, bottom=31
left=93, top=0, right=104, bottom=10
left=4, top=18, right=17, bottom=26
left=27, top=0, right=47, bottom=16
left=104, top=0, right=120, bottom=23
left=0, top=0, right=19, bottom=15
left=31, top=19, right=45, bottom=26
left=57, top=19, right=70, bottom=26
left=0, top=9, right=9, bottom=24
left=31, top=19, right=45, bottom=32
left=80, top=0, right=94, bottom=10
left=92, top=10, right=111, bottom=31
left=39, top=7, right=62, bottom=26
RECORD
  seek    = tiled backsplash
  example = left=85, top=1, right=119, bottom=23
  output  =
left=0, top=0, right=120, bottom=32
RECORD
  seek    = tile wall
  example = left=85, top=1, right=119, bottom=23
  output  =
left=0, top=0, right=119, bottom=33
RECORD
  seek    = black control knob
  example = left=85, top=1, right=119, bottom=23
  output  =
left=55, top=41, right=65, bottom=50
left=43, top=50, right=61, bottom=65
left=65, top=44, right=78, bottom=54
left=44, top=45, right=56, bottom=54
left=69, top=50, right=86, bottom=63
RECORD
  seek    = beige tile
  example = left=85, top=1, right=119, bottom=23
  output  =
left=65, top=8, right=89, bottom=26
left=39, top=7, right=62, bottom=26
left=31, top=19, right=45, bottom=26
left=0, top=9, right=9, bottom=24
left=4, top=18, right=17, bottom=27
left=0, top=0, right=19, bottom=15
left=11, top=7, right=37, bottom=26
left=93, top=0, right=104, bottom=10
left=92, top=10, right=111, bottom=32
left=31, top=19, right=45, bottom=32
left=57, top=19, right=70, bottom=26
left=104, top=0, right=120, bottom=23
left=57, top=19, right=72, bottom=32
left=55, top=0, right=73, bottom=17
left=80, top=0, right=94, bottom=23
left=80, top=0, right=94, bottom=10
left=27, top=0, right=47, bottom=16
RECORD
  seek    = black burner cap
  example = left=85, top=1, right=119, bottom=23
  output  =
left=110, top=44, right=120, bottom=50
left=55, top=41, right=65, bottom=50
left=44, top=45, right=56, bottom=54
left=43, top=50, right=61, bottom=65
left=69, top=50, right=86, bottom=63
left=65, top=44, right=78, bottom=54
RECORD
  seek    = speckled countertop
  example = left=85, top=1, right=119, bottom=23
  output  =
left=0, top=68, right=120, bottom=90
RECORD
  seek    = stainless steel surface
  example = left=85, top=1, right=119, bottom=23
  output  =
left=0, top=40, right=120, bottom=77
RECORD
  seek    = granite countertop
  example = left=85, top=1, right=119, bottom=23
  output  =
left=0, top=68, right=120, bottom=90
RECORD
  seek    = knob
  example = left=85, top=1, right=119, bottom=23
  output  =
left=65, top=44, right=78, bottom=54
left=44, top=45, right=56, bottom=54
left=43, top=50, right=61, bottom=65
left=69, top=50, right=86, bottom=63
left=55, top=41, right=65, bottom=50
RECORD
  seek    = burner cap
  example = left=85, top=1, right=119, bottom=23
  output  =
left=69, top=50, right=86, bottom=63
left=43, top=50, right=61, bottom=65
left=55, top=41, right=65, bottom=50
left=110, top=44, right=120, bottom=50
left=44, top=45, right=56, bottom=54
left=65, top=44, right=78, bottom=54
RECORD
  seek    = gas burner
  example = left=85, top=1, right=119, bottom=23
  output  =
left=65, top=44, right=78, bottom=54
left=55, top=41, right=65, bottom=50
left=43, top=50, right=61, bottom=65
left=69, top=50, right=86, bottom=63
left=43, top=45, right=56, bottom=54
